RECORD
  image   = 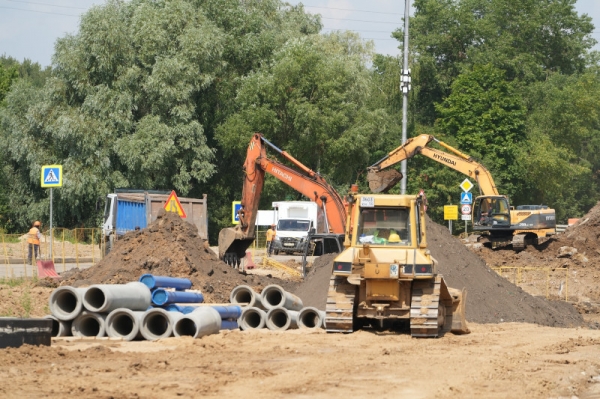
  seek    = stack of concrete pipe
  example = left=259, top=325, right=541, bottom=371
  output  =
left=45, top=274, right=241, bottom=341
left=230, top=284, right=325, bottom=331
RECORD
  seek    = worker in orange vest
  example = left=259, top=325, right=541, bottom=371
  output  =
left=266, top=224, right=276, bottom=257
left=27, top=221, right=42, bottom=263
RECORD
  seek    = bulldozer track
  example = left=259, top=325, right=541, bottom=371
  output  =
left=410, top=278, right=445, bottom=338
left=325, top=275, right=356, bottom=333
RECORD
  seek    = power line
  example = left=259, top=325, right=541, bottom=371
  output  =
left=323, top=28, right=397, bottom=34
left=5, top=0, right=87, bottom=10
left=0, top=5, right=79, bottom=16
left=301, top=4, right=403, bottom=16
left=320, top=16, right=400, bottom=25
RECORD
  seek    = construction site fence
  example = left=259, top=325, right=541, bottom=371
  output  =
left=491, top=266, right=569, bottom=301
left=1, top=228, right=107, bottom=279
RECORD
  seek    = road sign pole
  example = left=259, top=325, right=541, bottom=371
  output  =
left=50, top=188, right=53, bottom=259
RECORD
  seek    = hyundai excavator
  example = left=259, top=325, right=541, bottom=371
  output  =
left=367, top=134, right=556, bottom=250
left=218, top=133, right=347, bottom=266
left=325, top=185, right=469, bottom=337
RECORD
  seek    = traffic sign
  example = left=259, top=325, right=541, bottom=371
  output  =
left=461, top=204, right=471, bottom=215
left=232, top=201, right=242, bottom=224
left=460, top=192, right=472, bottom=204
left=41, top=165, right=63, bottom=188
left=459, top=178, right=473, bottom=192
left=163, top=190, right=187, bottom=218
left=444, top=205, right=458, bottom=220
left=461, top=214, right=472, bottom=221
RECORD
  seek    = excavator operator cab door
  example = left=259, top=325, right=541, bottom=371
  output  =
left=472, top=196, right=511, bottom=230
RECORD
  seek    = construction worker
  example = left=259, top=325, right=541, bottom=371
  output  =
left=266, top=224, right=276, bottom=257
left=27, top=221, right=42, bottom=263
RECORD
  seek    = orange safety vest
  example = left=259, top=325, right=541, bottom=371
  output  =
left=27, top=227, right=40, bottom=245
left=266, top=229, right=276, bottom=242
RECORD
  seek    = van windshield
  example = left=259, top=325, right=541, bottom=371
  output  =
left=355, top=207, right=411, bottom=246
left=277, top=220, right=311, bottom=231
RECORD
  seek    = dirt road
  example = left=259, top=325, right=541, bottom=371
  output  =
left=2, top=323, right=600, bottom=398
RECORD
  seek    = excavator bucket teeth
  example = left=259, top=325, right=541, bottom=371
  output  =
left=367, top=169, right=403, bottom=193
left=218, top=227, right=253, bottom=263
left=448, top=288, right=470, bottom=335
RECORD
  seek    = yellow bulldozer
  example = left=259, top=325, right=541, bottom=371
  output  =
left=325, top=186, right=469, bottom=337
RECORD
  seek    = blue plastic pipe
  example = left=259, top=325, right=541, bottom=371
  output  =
left=211, top=305, right=242, bottom=320
left=151, top=289, right=204, bottom=306
left=139, top=274, right=192, bottom=291
left=163, top=304, right=183, bottom=312
left=221, top=320, right=239, bottom=330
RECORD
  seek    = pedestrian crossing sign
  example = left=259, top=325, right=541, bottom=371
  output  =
left=41, top=165, right=63, bottom=187
left=163, top=190, right=187, bottom=218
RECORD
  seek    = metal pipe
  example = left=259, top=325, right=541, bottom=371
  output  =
left=230, top=285, right=264, bottom=309
left=83, top=282, right=151, bottom=313
left=71, top=311, right=106, bottom=337
left=173, top=307, right=221, bottom=338
left=139, top=274, right=192, bottom=291
left=239, top=307, right=267, bottom=330
left=297, top=307, right=326, bottom=329
left=266, top=307, right=298, bottom=331
left=44, top=315, right=72, bottom=337
left=140, top=308, right=175, bottom=341
left=106, top=308, right=145, bottom=341
left=49, top=286, right=86, bottom=321
left=261, top=284, right=303, bottom=311
left=221, top=320, right=239, bottom=330
left=151, top=289, right=204, bottom=306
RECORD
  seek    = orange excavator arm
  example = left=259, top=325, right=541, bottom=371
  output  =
left=368, top=134, right=500, bottom=196
left=218, top=133, right=347, bottom=265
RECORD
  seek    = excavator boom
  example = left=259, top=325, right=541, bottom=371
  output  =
left=218, top=133, right=347, bottom=266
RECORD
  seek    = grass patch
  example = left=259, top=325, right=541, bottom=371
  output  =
left=21, top=287, right=32, bottom=318
left=0, top=277, right=28, bottom=287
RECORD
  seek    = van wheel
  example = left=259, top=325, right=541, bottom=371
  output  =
left=274, top=250, right=279, bottom=255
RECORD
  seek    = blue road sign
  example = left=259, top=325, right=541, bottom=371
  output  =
left=460, top=192, right=472, bottom=204
left=232, top=201, right=242, bottom=224
left=41, top=165, right=63, bottom=188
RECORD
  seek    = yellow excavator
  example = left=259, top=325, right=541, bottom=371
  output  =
left=367, top=134, right=556, bottom=250
left=325, top=185, right=469, bottom=337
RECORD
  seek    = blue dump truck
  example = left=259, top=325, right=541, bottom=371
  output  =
left=101, top=189, right=208, bottom=252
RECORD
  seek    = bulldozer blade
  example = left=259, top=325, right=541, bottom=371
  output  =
left=367, top=169, right=403, bottom=193
left=218, top=227, right=254, bottom=263
left=448, top=287, right=470, bottom=334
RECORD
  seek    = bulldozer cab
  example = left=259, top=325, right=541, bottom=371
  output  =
left=473, top=196, right=511, bottom=230
left=355, top=207, right=411, bottom=246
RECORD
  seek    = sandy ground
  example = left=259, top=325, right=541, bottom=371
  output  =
left=0, top=324, right=599, bottom=398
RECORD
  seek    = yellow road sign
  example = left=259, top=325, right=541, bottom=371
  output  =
left=444, top=205, right=458, bottom=220
left=163, top=190, right=187, bottom=218
left=460, top=178, right=474, bottom=192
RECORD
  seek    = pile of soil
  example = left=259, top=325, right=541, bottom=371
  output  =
left=61, top=210, right=294, bottom=303
left=473, top=201, right=600, bottom=310
left=292, top=216, right=583, bottom=328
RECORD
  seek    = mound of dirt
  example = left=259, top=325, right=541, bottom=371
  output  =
left=292, top=216, right=583, bottom=328
left=61, top=210, right=294, bottom=303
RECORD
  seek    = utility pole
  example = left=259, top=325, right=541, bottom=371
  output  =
left=400, top=0, right=411, bottom=194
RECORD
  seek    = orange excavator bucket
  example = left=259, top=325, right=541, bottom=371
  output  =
left=367, top=169, right=403, bottom=193
left=218, top=226, right=254, bottom=267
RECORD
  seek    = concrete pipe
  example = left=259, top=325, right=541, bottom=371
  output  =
left=173, top=307, right=221, bottom=339
left=297, top=307, right=326, bottom=329
left=44, top=315, right=72, bottom=337
left=49, top=286, right=86, bottom=321
left=83, top=282, right=151, bottom=313
left=106, top=308, right=145, bottom=341
left=71, top=311, right=106, bottom=337
left=140, top=308, right=175, bottom=341
left=229, top=285, right=264, bottom=309
left=266, top=307, right=299, bottom=331
left=261, top=285, right=303, bottom=311
left=239, top=307, right=267, bottom=331
left=139, top=274, right=192, bottom=291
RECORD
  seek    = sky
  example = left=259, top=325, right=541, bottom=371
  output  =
left=0, top=0, right=599, bottom=67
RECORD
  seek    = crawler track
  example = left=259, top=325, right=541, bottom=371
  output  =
left=325, top=275, right=356, bottom=333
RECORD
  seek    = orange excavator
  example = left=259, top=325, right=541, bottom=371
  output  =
left=367, top=134, right=556, bottom=250
left=218, top=133, right=347, bottom=266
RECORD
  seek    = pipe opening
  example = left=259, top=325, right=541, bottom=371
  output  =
left=264, top=288, right=283, bottom=307
left=175, top=318, right=197, bottom=336
left=233, top=289, right=253, bottom=304
left=112, top=313, right=135, bottom=335
left=270, top=310, right=288, bottom=328
left=300, top=312, right=319, bottom=328
left=145, top=313, right=170, bottom=335
left=48, top=318, right=60, bottom=337
left=78, top=316, right=101, bottom=336
left=84, top=287, right=106, bottom=311
left=244, top=310, right=263, bottom=328
left=55, top=291, right=78, bottom=313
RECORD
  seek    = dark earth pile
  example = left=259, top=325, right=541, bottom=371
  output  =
left=61, top=210, right=294, bottom=303
left=292, top=216, right=583, bottom=328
